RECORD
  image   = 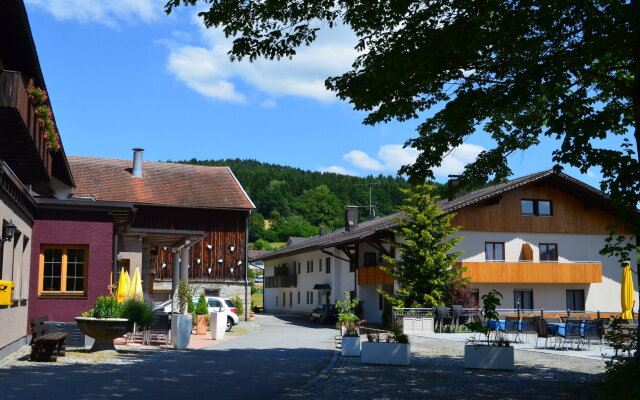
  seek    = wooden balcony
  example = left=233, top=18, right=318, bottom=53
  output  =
left=0, top=70, right=52, bottom=184
left=460, top=261, right=602, bottom=284
left=265, top=275, right=297, bottom=288
left=358, top=265, right=394, bottom=286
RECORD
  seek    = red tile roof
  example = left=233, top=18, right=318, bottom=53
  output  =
left=68, top=156, right=254, bottom=210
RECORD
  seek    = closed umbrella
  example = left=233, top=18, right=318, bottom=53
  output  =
left=621, top=264, right=634, bottom=320
left=127, top=267, right=143, bottom=301
left=116, top=268, right=130, bottom=303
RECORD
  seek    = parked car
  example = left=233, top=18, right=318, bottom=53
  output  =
left=310, top=304, right=338, bottom=324
left=153, top=296, right=240, bottom=331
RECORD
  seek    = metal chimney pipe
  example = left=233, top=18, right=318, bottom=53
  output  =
left=345, top=206, right=359, bottom=232
left=132, top=148, right=144, bottom=178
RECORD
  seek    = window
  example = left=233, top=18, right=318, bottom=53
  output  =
left=326, top=257, right=331, bottom=273
left=539, top=243, right=558, bottom=261
left=310, top=291, right=314, bottom=305
left=485, top=242, right=505, bottom=261
left=521, top=199, right=553, bottom=216
left=566, top=290, right=585, bottom=311
left=310, top=260, right=313, bottom=273
left=306, top=261, right=309, bottom=273
left=39, top=246, right=88, bottom=295
left=514, top=290, right=533, bottom=309
left=364, top=252, right=377, bottom=267
left=297, top=263, right=300, bottom=274
left=297, top=291, right=300, bottom=304
left=319, top=258, right=322, bottom=272
left=289, top=292, right=292, bottom=307
left=306, top=291, right=309, bottom=304
left=471, top=289, right=480, bottom=308
left=276, top=296, right=278, bottom=307
left=378, top=292, right=384, bottom=310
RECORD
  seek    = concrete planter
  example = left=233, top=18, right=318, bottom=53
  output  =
left=171, top=314, right=193, bottom=350
left=464, top=345, right=514, bottom=370
left=341, top=336, right=361, bottom=356
left=74, top=317, right=132, bottom=352
left=210, top=312, right=226, bottom=340
left=361, top=342, right=411, bottom=365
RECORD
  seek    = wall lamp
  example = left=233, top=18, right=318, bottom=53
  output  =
left=1, top=222, right=16, bottom=243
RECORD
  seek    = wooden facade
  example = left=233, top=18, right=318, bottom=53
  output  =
left=451, top=183, right=631, bottom=234
left=358, top=265, right=394, bottom=286
left=136, top=206, right=248, bottom=283
left=0, top=70, right=52, bottom=184
left=460, top=261, right=602, bottom=284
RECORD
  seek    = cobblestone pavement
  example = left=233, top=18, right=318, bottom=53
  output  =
left=280, top=336, right=605, bottom=400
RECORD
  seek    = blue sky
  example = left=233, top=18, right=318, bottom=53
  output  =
left=24, top=1, right=613, bottom=187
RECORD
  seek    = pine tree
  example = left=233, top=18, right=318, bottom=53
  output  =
left=381, top=185, right=466, bottom=308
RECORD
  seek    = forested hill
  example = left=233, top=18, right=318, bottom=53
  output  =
left=174, top=158, right=411, bottom=241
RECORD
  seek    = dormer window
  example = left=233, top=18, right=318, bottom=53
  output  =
left=521, top=199, right=552, bottom=216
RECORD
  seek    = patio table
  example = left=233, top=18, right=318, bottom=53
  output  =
left=548, top=322, right=585, bottom=337
left=487, top=320, right=522, bottom=331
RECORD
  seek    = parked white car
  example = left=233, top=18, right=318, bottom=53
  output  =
left=153, top=296, right=240, bottom=331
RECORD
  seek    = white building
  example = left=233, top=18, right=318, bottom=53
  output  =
left=255, top=171, right=638, bottom=323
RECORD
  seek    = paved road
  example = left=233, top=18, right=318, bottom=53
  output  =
left=1, top=315, right=337, bottom=399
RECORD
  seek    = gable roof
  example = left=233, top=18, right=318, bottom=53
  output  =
left=68, top=156, right=255, bottom=210
left=256, top=169, right=617, bottom=261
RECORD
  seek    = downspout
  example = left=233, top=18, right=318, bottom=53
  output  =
left=245, top=210, right=250, bottom=321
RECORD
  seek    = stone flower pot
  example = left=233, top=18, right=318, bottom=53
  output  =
left=361, top=342, right=411, bottom=365
left=196, top=314, right=208, bottom=335
left=171, top=314, right=193, bottom=349
left=341, top=336, right=361, bottom=357
left=75, top=317, right=132, bottom=352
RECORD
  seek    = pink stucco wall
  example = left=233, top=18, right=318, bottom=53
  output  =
left=28, top=210, right=113, bottom=326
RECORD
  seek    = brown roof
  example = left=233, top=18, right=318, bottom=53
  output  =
left=68, top=156, right=254, bottom=210
left=255, top=169, right=619, bottom=261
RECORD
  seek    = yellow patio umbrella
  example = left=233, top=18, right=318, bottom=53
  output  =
left=126, top=267, right=143, bottom=301
left=116, top=268, right=130, bottom=303
left=621, top=264, right=635, bottom=320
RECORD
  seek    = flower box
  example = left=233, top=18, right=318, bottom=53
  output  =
left=464, top=344, right=514, bottom=370
left=361, top=342, right=411, bottom=365
left=341, top=336, right=361, bottom=356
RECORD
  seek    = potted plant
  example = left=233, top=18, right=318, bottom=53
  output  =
left=172, top=279, right=196, bottom=349
left=121, top=298, right=155, bottom=342
left=464, top=290, right=514, bottom=370
left=361, top=327, right=411, bottom=365
left=336, top=292, right=364, bottom=356
left=194, top=293, right=209, bottom=335
left=75, top=295, right=131, bottom=352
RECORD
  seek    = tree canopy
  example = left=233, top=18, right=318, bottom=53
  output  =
left=165, top=1, right=640, bottom=237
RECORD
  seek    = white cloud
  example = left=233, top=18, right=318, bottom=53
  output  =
left=343, top=150, right=385, bottom=171
left=342, top=143, right=485, bottom=177
left=318, top=166, right=357, bottom=176
left=26, top=0, right=161, bottom=28
left=165, top=18, right=359, bottom=103
left=261, top=99, right=277, bottom=109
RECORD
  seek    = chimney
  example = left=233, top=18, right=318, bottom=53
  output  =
left=132, top=148, right=144, bottom=178
left=319, top=225, right=326, bottom=236
left=344, top=206, right=359, bottom=232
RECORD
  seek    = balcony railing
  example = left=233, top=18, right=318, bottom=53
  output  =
left=0, top=70, right=52, bottom=184
left=358, top=265, right=394, bottom=285
left=459, top=261, right=602, bottom=283
left=265, top=275, right=297, bottom=288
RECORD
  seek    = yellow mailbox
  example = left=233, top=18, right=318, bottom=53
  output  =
left=0, top=280, right=14, bottom=306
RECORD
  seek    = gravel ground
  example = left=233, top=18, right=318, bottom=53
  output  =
left=281, top=336, right=605, bottom=400
left=0, top=320, right=261, bottom=370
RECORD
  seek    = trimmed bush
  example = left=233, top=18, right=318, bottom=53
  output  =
left=121, top=299, right=155, bottom=328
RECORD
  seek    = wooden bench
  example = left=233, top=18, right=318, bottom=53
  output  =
left=30, top=317, right=67, bottom=362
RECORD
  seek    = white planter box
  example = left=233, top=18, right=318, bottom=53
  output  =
left=341, top=336, right=361, bottom=356
left=361, top=342, right=411, bottom=365
left=402, top=316, right=434, bottom=334
left=464, top=345, right=514, bottom=370
left=210, top=312, right=226, bottom=340
left=171, top=314, right=192, bottom=350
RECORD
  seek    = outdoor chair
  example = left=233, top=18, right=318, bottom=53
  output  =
left=535, top=318, right=555, bottom=349
left=519, top=316, right=538, bottom=342
left=435, top=306, right=450, bottom=331
left=545, top=317, right=562, bottom=323
left=501, top=316, right=521, bottom=342
left=451, top=305, right=464, bottom=327
left=557, top=319, right=583, bottom=350
left=561, top=316, right=578, bottom=323
left=470, top=314, right=485, bottom=340
left=582, top=319, right=605, bottom=351
left=148, top=312, right=170, bottom=345
left=579, top=316, right=592, bottom=321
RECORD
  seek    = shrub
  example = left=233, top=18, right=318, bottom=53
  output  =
left=231, top=295, right=244, bottom=317
left=121, top=299, right=155, bottom=327
left=597, top=317, right=639, bottom=399
left=86, top=296, right=122, bottom=319
left=195, top=293, right=209, bottom=317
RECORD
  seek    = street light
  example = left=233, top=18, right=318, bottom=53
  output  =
left=1, top=222, right=16, bottom=243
